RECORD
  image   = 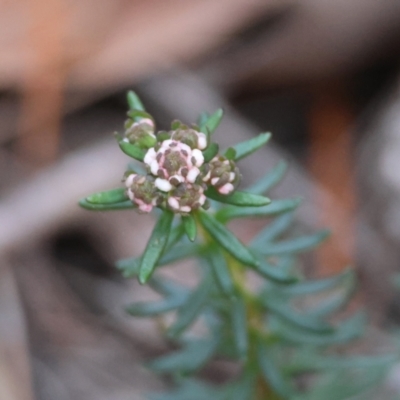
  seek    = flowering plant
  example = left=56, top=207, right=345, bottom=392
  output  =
left=79, top=91, right=394, bottom=399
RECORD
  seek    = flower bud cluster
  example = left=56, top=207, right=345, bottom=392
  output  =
left=124, top=118, right=157, bottom=149
left=203, top=155, right=240, bottom=195
left=124, top=120, right=241, bottom=214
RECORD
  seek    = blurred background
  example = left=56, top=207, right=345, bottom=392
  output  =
left=1, top=0, right=400, bottom=398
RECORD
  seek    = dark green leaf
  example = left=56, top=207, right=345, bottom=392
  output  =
left=198, top=210, right=259, bottom=267
left=167, top=275, right=212, bottom=338
left=230, top=132, right=271, bottom=161
left=85, top=188, right=128, bottom=204
left=265, top=299, right=333, bottom=334
left=258, top=230, right=330, bottom=256
left=205, top=188, right=271, bottom=207
left=149, top=338, right=218, bottom=373
left=139, top=210, right=174, bottom=284
left=250, top=213, right=294, bottom=249
left=257, top=339, right=295, bottom=398
left=118, top=140, right=146, bottom=161
left=207, top=248, right=235, bottom=297
left=127, top=90, right=145, bottom=111
left=79, top=198, right=135, bottom=211
left=202, top=142, right=219, bottom=162
left=246, top=161, right=288, bottom=195
left=216, top=198, right=302, bottom=222
left=182, top=215, right=197, bottom=242
left=224, top=147, right=237, bottom=160
left=231, top=298, right=248, bottom=359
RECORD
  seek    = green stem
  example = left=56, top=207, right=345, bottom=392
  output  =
left=194, top=211, right=282, bottom=400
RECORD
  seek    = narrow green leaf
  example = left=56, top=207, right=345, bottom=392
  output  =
left=125, top=296, right=186, bottom=317
left=158, top=244, right=201, bottom=265
left=167, top=275, right=212, bottom=338
left=216, top=197, right=302, bottom=222
left=228, top=369, right=257, bottom=400
left=286, top=352, right=396, bottom=374
left=202, top=142, right=219, bottom=162
left=307, top=279, right=356, bottom=317
left=127, top=90, right=145, bottom=111
left=270, top=312, right=366, bottom=346
left=148, top=380, right=225, bottom=400
left=198, top=210, right=259, bottom=267
left=149, top=338, right=218, bottom=373
left=252, top=258, right=298, bottom=284
left=86, top=188, right=128, bottom=204
left=197, top=112, right=209, bottom=128
left=250, top=213, right=294, bottom=249
left=224, top=147, right=237, bottom=160
left=116, top=257, right=140, bottom=277
left=182, top=215, right=197, bottom=242
left=200, top=109, right=223, bottom=135
left=231, top=298, right=248, bottom=359
left=246, top=161, right=288, bottom=195
left=148, top=276, right=189, bottom=298
left=139, top=210, right=174, bottom=284
left=265, top=299, right=333, bottom=334
left=257, top=340, right=295, bottom=398
left=205, top=188, right=271, bottom=207
left=119, top=140, right=146, bottom=161
left=79, top=198, right=135, bottom=211
left=230, top=132, right=271, bottom=161
left=127, top=109, right=155, bottom=123
left=207, top=248, right=235, bottom=297
left=259, top=230, right=330, bottom=256
left=116, top=226, right=189, bottom=278
left=280, top=268, right=355, bottom=296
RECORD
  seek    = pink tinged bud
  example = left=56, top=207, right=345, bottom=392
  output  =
left=211, top=177, right=219, bottom=186
left=169, top=175, right=184, bottom=186
left=127, top=189, right=134, bottom=201
left=125, top=173, right=136, bottom=187
left=139, top=118, right=155, bottom=127
left=191, top=149, right=204, bottom=166
left=180, top=205, right=191, bottom=213
left=168, top=197, right=180, bottom=210
left=199, top=194, right=207, bottom=205
left=150, top=160, right=159, bottom=175
left=197, top=133, right=207, bottom=150
left=187, top=168, right=200, bottom=183
left=155, top=178, right=173, bottom=192
left=229, top=172, right=236, bottom=182
left=144, top=148, right=157, bottom=165
left=202, top=170, right=211, bottom=181
left=218, top=183, right=234, bottom=195
left=136, top=199, right=153, bottom=213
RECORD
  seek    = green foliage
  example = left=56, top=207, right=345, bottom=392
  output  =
left=79, top=91, right=395, bottom=400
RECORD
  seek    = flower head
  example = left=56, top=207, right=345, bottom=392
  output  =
left=203, top=155, right=241, bottom=195
left=125, top=173, right=164, bottom=213
left=167, top=183, right=207, bottom=214
left=144, top=139, right=204, bottom=192
left=124, top=118, right=157, bottom=149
